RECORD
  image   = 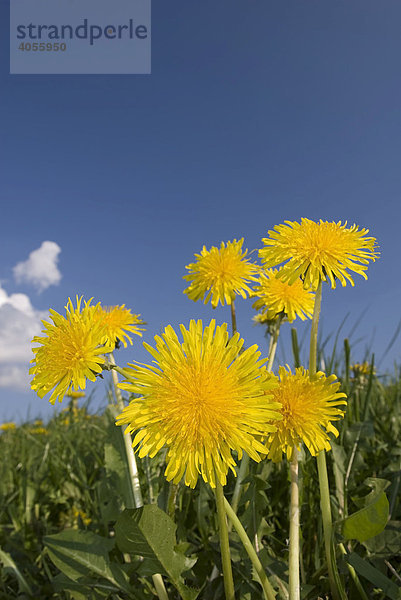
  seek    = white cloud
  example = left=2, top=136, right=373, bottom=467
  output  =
left=0, top=287, right=35, bottom=316
left=0, top=286, right=47, bottom=391
left=0, top=365, right=31, bottom=391
left=13, top=241, right=61, bottom=292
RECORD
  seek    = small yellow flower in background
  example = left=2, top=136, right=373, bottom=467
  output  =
left=116, top=319, right=281, bottom=488
left=351, top=362, right=375, bottom=377
left=265, top=366, right=347, bottom=462
left=0, top=422, right=16, bottom=432
left=71, top=506, right=91, bottom=528
left=92, top=305, right=145, bottom=348
left=183, top=239, right=258, bottom=307
left=252, top=269, right=315, bottom=323
left=30, top=297, right=114, bottom=404
left=67, top=391, right=86, bottom=400
left=29, top=426, right=48, bottom=435
left=259, top=218, right=378, bottom=290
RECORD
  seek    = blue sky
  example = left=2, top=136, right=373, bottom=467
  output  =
left=1, top=0, right=400, bottom=422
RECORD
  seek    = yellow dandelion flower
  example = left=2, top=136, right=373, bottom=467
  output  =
left=116, top=319, right=281, bottom=488
left=265, top=366, right=347, bottom=462
left=71, top=507, right=92, bottom=527
left=92, top=305, right=145, bottom=348
left=30, top=426, right=48, bottom=435
left=252, top=269, right=315, bottom=323
left=183, top=239, right=258, bottom=307
left=0, top=422, right=16, bottom=432
left=351, top=362, right=375, bottom=377
left=260, top=218, right=378, bottom=290
left=30, top=297, right=114, bottom=405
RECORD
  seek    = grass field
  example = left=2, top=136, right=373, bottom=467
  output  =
left=1, top=334, right=400, bottom=600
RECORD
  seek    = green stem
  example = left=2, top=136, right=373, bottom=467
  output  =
left=229, top=453, right=249, bottom=521
left=230, top=300, right=237, bottom=335
left=227, top=298, right=243, bottom=523
left=267, top=316, right=282, bottom=373
left=224, top=497, right=276, bottom=600
left=317, top=451, right=344, bottom=600
left=309, top=280, right=322, bottom=378
left=289, top=449, right=300, bottom=600
left=109, top=354, right=169, bottom=600
left=339, top=544, right=369, bottom=600
left=152, top=575, right=170, bottom=600
left=308, top=283, right=345, bottom=600
left=167, top=482, right=178, bottom=520
left=144, top=456, right=155, bottom=504
left=215, top=481, right=236, bottom=600
left=228, top=296, right=247, bottom=523
left=110, top=363, right=135, bottom=381
left=109, top=354, right=143, bottom=508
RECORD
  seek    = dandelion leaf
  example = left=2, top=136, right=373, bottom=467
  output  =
left=362, top=520, right=401, bottom=558
left=115, top=505, right=199, bottom=600
left=341, top=478, right=390, bottom=542
left=44, top=529, right=130, bottom=594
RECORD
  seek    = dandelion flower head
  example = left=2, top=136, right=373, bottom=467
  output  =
left=30, top=297, right=113, bottom=404
left=29, top=426, right=48, bottom=435
left=116, top=319, right=282, bottom=488
left=351, top=362, right=375, bottom=377
left=92, top=304, right=145, bottom=348
left=252, top=269, right=315, bottom=323
left=265, top=366, right=347, bottom=462
left=260, top=218, right=378, bottom=290
left=183, top=239, right=258, bottom=307
left=0, top=422, right=16, bottom=432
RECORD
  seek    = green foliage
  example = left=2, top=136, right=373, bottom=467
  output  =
left=341, top=478, right=390, bottom=542
left=344, top=553, right=401, bottom=600
left=115, top=506, right=199, bottom=599
left=1, top=352, right=401, bottom=599
left=0, top=549, right=33, bottom=595
left=44, top=529, right=132, bottom=598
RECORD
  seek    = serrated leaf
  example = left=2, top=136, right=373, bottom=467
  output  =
left=44, top=529, right=130, bottom=593
left=115, top=505, right=199, bottom=600
left=341, top=478, right=390, bottom=542
left=52, top=573, right=108, bottom=600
